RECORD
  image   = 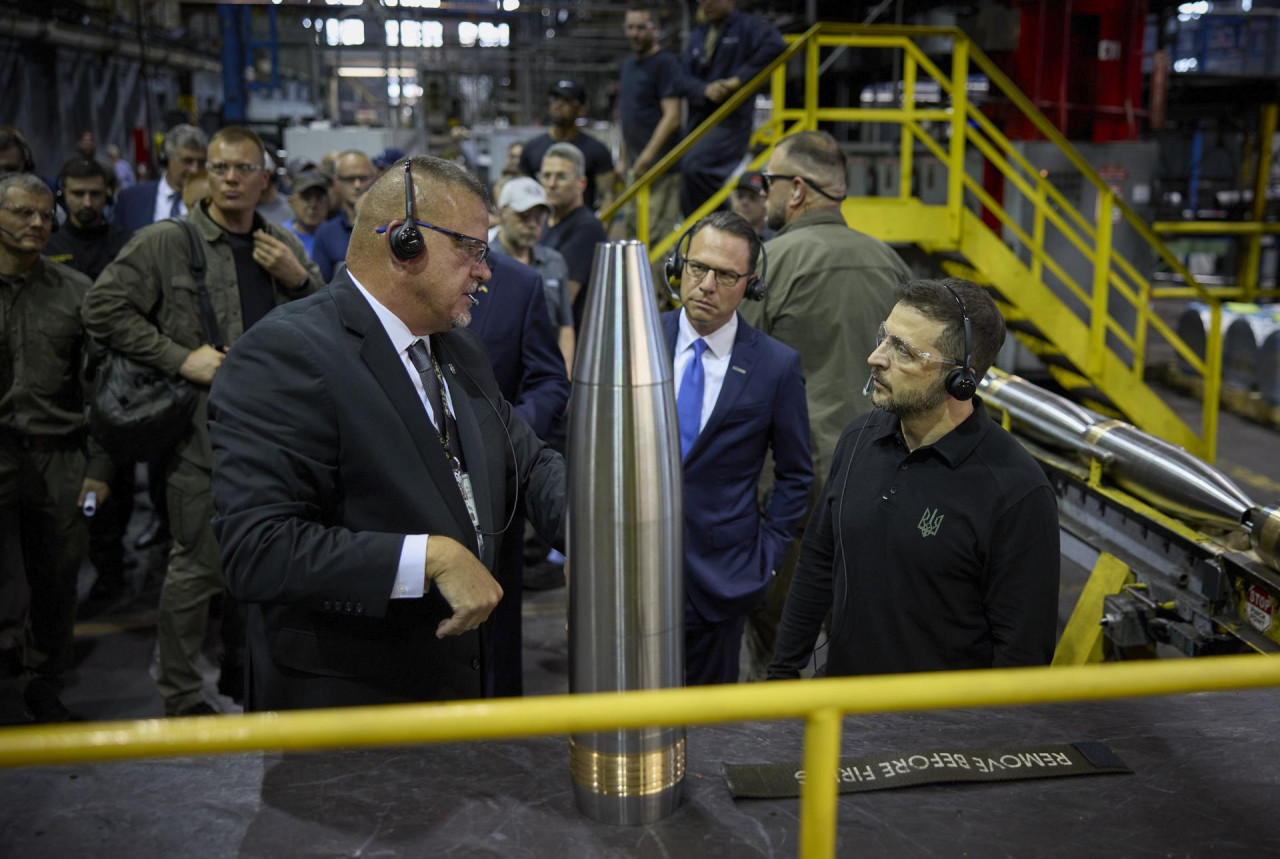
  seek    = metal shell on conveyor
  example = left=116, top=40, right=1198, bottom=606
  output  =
left=1249, top=506, right=1280, bottom=571
left=981, top=370, right=1263, bottom=538
left=566, top=240, right=685, bottom=825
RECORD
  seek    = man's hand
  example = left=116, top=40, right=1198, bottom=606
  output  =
left=253, top=230, right=308, bottom=285
left=425, top=535, right=503, bottom=638
left=79, top=478, right=110, bottom=508
left=705, top=77, right=742, bottom=104
left=179, top=344, right=227, bottom=385
left=632, top=155, right=654, bottom=178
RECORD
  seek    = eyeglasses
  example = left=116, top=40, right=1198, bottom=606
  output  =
left=684, top=258, right=748, bottom=289
left=336, top=173, right=374, bottom=185
left=0, top=204, right=57, bottom=224
left=874, top=322, right=961, bottom=367
left=206, top=161, right=266, bottom=177
left=375, top=220, right=490, bottom=265
left=758, top=171, right=843, bottom=202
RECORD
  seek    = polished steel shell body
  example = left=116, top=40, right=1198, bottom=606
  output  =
left=980, top=372, right=1258, bottom=533
left=567, top=240, right=684, bottom=824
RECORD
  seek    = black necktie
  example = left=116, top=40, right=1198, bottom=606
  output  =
left=407, top=338, right=465, bottom=469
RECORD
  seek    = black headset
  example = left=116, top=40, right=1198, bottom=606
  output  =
left=389, top=159, right=425, bottom=260
left=940, top=281, right=977, bottom=401
left=664, top=221, right=768, bottom=304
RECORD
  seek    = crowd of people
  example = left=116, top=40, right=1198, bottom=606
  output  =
left=0, top=0, right=1062, bottom=724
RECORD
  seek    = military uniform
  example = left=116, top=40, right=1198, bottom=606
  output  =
left=1, top=257, right=110, bottom=702
left=83, top=202, right=321, bottom=713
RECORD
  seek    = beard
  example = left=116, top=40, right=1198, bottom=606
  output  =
left=73, top=208, right=103, bottom=228
left=873, top=372, right=948, bottom=420
left=765, top=199, right=786, bottom=231
left=450, top=309, right=472, bottom=329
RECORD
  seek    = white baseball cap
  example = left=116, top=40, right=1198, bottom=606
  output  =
left=498, top=177, right=551, bottom=213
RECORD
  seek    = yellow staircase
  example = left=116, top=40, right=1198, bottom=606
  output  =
left=602, top=23, right=1233, bottom=461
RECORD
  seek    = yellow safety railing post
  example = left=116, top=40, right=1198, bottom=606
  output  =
left=1031, top=175, right=1047, bottom=281
left=1241, top=103, right=1278, bottom=303
left=805, top=36, right=820, bottom=130
left=800, top=708, right=842, bottom=859
left=899, top=53, right=917, bottom=201
left=772, top=60, right=788, bottom=135
left=947, top=36, right=969, bottom=245
left=636, top=184, right=651, bottom=250
left=1089, top=188, right=1115, bottom=379
left=1203, top=300, right=1223, bottom=460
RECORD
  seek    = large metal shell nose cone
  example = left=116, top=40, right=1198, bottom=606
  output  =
left=568, top=240, right=685, bottom=825
left=574, top=240, right=672, bottom=388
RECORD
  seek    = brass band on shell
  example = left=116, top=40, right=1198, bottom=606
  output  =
left=569, top=738, right=686, bottom=797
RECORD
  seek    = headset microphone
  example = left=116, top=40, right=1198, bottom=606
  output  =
left=0, top=224, right=28, bottom=242
left=862, top=373, right=875, bottom=397
left=468, top=293, right=479, bottom=307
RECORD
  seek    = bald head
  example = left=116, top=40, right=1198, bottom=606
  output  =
left=349, top=155, right=489, bottom=263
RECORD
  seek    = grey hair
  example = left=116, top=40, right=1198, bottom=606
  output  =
left=0, top=172, right=54, bottom=204
left=543, top=142, right=585, bottom=178
left=163, top=124, right=209, bottom=157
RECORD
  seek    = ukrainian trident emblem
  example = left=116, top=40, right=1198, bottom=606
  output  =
left=917, top=507, right=944, bottom=537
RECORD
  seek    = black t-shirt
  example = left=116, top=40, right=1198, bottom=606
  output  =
left=771, top=399, right=1061, bottom=678
left=519, top=132, right=613, bottom=211
left=43, top=221, right=132, bottom=281
left=220, top=226, right=276, bottom=331
left=541, top=204, right=607, bottom=331
left=619, top=50, right=681, bottom=166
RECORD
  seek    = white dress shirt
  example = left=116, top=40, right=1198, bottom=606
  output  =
left=673, top=308, right=738, bottom=434
left=350, top=272, right=460, bottom=600
left=152, top=175, right=186, bottom=224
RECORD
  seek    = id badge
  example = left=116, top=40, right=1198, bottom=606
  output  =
left=455, top=468, right=484, bottom=558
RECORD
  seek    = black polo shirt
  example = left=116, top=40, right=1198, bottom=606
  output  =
left=771, top=398, right=1060, bottom=678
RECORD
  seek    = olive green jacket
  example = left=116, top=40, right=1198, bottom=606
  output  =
left=83, top=203, right=322, bottom=472
left=739, top=208, right=911, bottom=494
left=0, top=256, right=112, bottom=484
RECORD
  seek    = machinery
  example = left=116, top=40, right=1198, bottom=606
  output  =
left=981, top=370, right=1280, bottom=659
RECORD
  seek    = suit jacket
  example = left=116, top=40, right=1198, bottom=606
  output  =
left=112, top=180, right=162, bottom=232
left=662, top=310, right=812, bottom=623
left=208, top=271, right=567, bottom=710
left=468, top=253, right=569, bottom=439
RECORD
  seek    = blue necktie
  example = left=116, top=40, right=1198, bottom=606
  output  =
left=169, top=191, right=182, bottom=219
left=677, top=338, right=708, bottom=459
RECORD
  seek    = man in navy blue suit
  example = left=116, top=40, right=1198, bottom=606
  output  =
left=662, top=211, right=811, bottom=685
left=466, top=252, right=569, bottom=695
left=112, top=124, right=208, bottom=232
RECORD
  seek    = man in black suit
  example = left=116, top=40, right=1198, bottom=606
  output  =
left=208, top=156, right=567, bottom=710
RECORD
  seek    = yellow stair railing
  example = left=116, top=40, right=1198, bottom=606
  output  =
left=605, top=23, right=1227, bottom=461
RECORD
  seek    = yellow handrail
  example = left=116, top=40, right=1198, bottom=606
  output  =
left=3, top=655, right=1279, bottom=859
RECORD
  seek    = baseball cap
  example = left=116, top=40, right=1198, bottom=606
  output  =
left=287, top=156, right=318, bottom=177
left=292, top=171, right=332, bottom=195
left=373, top=147, right=406, bottom=169
left=498, top=177, right=551, bottom=213
left=549, top=79, right=586, bottom=103
left=735, top=171, right=766, bottom=194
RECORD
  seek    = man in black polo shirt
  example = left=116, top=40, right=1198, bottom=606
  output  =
left=45, top=158, right=132, bottom=281
left=770, top=278, right=1059, bottom=678
left=539, top=143, right=607, bottom=332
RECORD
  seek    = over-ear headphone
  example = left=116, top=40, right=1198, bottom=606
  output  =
left=940, top=281, right=977, bottom=401
left=663, top=222, right=768, bottom=304
left=389, top=159, right=425, bottom=260
left=0, top=127, right=36, bottom=174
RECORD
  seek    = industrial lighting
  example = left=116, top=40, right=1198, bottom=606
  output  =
left=1173, top=57, right=1199, bottom=73
left=503, top=0, right=520, bottom=10
left=336, top=66, right=417, bottom=77
left=1177, top=1, right=1211, bottom=15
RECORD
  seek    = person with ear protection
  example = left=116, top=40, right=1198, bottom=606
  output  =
left=662, top=211, right=811, bottom=685
left=206, top=156, right=566, bottom=711
left=769, top=279, right=1060, bottom=679
left=85, top=127, right=321, bottom=716
left=44, top=157, right=132, bottom=281
left=0, top=172, right=113, bottom=722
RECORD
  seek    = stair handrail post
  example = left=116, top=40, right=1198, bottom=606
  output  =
left=1031, top=176, right=1047, bottom=281
left=1088, top=187, right=1115, bottom=380
left=804, top=34, right=820, bottom=131
left=1203, top=300, right=1223, bottom=461
left=947, top=35, right=969, bottom=246
left=899, top=50, right=917, bottom=201
left=1240, top=103, right=1277, bottom=303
